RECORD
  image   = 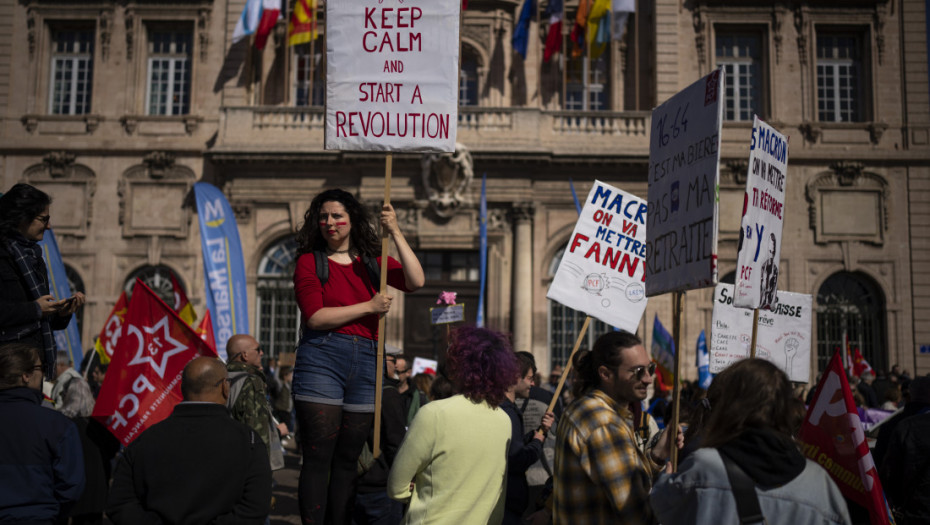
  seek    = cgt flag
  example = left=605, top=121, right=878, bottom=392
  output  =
left=170, top=273, right=197, bottom=326
left=92, top=279, right=218, bottom=445
left=194, top=182, right=249, bottom=361
left=94, top=291, right=129, bottom=365
left=798, top=350, right=893, bottom=525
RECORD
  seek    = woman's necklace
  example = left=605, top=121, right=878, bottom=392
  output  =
left=326, top=247, right=351, bottom=255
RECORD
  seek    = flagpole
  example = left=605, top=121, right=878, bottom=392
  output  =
left=283, top=0, right=290, bottom=105
left=749, top=308, right=760, bottom=358
left=536, top=0, right=543, bottom=108
left=309, top=16, right=316, bottom=106
left=246, top=36, right=254, bottom=104
left=561, top=0, right=567, bottom=109
left=670, top=291, right=682, bottom=471
left=546, top=316, right=591, bottom=414
left=372, top=153, right=393, bottom=459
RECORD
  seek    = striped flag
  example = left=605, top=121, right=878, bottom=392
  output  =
left=288, top=0, right=318, bottom=46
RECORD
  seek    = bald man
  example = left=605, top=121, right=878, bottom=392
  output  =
left=107, top=357, right=272, bottom=525
left=226, top=334, right=286, bottom=471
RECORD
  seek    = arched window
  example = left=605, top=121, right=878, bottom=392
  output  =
left=816, top=272, right=886, bottom=374
left=256, top=237, right=300, bottom=361
left=547, top=246, right=612, bottom=368
left=124, top=264, right=180, bottom=305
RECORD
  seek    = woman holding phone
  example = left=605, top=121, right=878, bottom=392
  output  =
left=0, top=183, right=85, bottom=380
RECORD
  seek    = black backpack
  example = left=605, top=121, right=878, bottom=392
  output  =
left=313, top=250, right=381, bottom=295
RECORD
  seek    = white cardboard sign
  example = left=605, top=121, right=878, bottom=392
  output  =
left=430, top=304, right=465, bottom=324
left=547, top=180, right=648, bottom=333
left=710, top=283, right=811, bottom=382
left=646, top=69, right=724, bottom=296
left=734, top=116, right=789, bottom=309
left=325, top=0, right=459, bottom=152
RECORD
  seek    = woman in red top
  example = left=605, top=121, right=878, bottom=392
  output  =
left=292, top=189, right=424, bottom=524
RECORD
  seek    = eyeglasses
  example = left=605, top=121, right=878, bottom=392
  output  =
left=395, top=368, right=408, bottom=374
left=35, top=215, right=50, bottom=225
left=627, top=362, right=657, bottom=381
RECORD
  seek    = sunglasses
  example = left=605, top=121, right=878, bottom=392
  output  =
left=627, top=362, right=657, bottom=380
left=35, top=215, right=51, bottom=225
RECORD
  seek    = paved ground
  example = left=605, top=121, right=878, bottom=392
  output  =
left=271, top=453, right=302, bottom=525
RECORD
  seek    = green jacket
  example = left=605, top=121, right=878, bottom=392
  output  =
left=226, top=361, right=271, bottom=447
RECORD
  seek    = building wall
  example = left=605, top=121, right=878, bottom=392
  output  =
left=1, top=0, right=927, bottom=379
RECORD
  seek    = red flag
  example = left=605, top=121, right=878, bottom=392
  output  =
left=92, top=279, right=218, bottom=446
left=543, top=18, right=563, bottom=62
left=170, top=273, right=197, bottom=326
left=196, top=309, right=217, bottom=356
left=254, top=0, right=281, bottom=50
left=93, top=291, right=129, bottom=365
left=851, top=347, right=873, bottom=378
left=798, top=350, right=892, bottom=525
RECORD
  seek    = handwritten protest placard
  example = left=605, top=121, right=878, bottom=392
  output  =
left=430, top=303, right=465, bottom=324
left=325, top=0, right=459, bottom=152
left=710, top=283, right=811, bottom=382
left=547, top=180, right=648, bottom=333
left=734, top=116, right=789, bottom=309
left=646, top=69, right=724, bottom=296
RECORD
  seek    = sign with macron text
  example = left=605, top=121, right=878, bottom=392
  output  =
left=734, top=116, right=789, bottom=309
left=547, top=180, right=648, bottom=333
left=325, top=0, right=460, bottom=152
left=646, top=69, right=724, bottom=296
left=710, top=283, right=811, bottom=382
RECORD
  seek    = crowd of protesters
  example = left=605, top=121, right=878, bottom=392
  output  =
left=3, top=182, right=930, bottom=525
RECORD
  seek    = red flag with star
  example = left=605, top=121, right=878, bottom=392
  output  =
left=93, top=291, right=129, bottom=365
left=92, top=279, right=218, bottom=445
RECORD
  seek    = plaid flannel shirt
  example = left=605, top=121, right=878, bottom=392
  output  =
left=553, top=389, right=660, bottom=525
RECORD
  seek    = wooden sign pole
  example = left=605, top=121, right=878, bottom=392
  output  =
left=670, top=291, right=683, bottom=471
left=372, top=153, right=393, bottom=458
left=749, top=309, right=760, bottom=359
left=546, top=316, right=591, bottom=414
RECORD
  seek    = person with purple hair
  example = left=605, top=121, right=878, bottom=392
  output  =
left=387, top=325, right=518, bottom=525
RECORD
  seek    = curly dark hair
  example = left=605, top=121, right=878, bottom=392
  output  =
left=295, top=189, right=379, bottom=257
left=0, top=183, right=51, bottom=242
left=572, top=331, right=643, bottom=398
left=700, top=358, right=802, bottom=448
left=445, top=325, right=519, bottom=408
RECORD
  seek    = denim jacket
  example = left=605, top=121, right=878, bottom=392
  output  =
left=650, top=448, right=851, bottom=525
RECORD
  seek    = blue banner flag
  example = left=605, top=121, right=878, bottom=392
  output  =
left=696, top=330, right=712, bottom=390
left=38, top=230, right=83, bottom=370
left=194, top=182, right=249, bottom=360
left=651, top=314, right=675, bottom=380
left=568, top=178, right=582, bottom=216
left=512, top=0, right=536, bottom=59
left=477, top=173, right=488, bottom=328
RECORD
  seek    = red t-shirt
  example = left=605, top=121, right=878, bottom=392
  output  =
left=293, top=253, right=410, bottom=340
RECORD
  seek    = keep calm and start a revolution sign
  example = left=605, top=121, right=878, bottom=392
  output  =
left=325, top=0, right=460, bottom=153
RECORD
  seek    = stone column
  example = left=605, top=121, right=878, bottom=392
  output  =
left=511, top=203, right=534, bottom=353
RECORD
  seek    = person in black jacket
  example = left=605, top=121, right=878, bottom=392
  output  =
left=106, top=357, right=272, bottom=525
left=0, top=184, right=84, bottom=379
left=0, top=342, right=85, bottom=523
left=878, top=375, right=930, bottom=524
left=500, top=353, right=554, bottom=524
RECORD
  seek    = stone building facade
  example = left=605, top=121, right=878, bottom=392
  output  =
left=1, top=0, right=928, bottom=381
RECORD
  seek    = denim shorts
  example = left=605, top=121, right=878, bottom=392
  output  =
left=292, top=330, right=378, bottom=413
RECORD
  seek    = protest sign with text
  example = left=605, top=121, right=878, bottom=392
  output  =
left=710, top=283, right=811, bottom=382
left=547, top=180, right=648, bottom=333
left=734, top=116, right=788, bottom=309
left=646, top=69, right=724, bottom=296
left=92, top=280, right=218, bottom=446
left=325, top=0, right=459, bottom=152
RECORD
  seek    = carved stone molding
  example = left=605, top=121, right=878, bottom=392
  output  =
left=869, top=121, right=888, bottom=144
left=509, top=202, right=535, bottom=224
left=27, top=9, right=36, bottom=60
left=231, top=202, right=253, bottom=223
left=43, top=151, right=76, bottom=178
left=874, top=7, right=886, bottom=65
left=693, top=8, right=707, bottom=70
left=420, top=143, right=474, bottom=218
left=794, top=6, right=809, bottom=67
left=725, top=159, right=749, bottom=186
left=805, top=167, right=889, bottom=245
left=23, top=158, right=97, bottom=237
left=830, top=161, right=864, bottom=186
left=773, top=7, right=786, bottom=65
left=183, top=116, right=203, bottom=135
left=120, top=116, right=137, bottom=135
left=799, top=122, right=821, bottom=144
left=125, top=9, right=135, bottom=61
left=487, top=208, right=508, bottom=231
left=143, top=151, right=176, bottom=179
left=100, top=8, right=113, bottom=62
left=85, top=115, right=101, bottom=133
left=21, top=115, right=38, bottom=134
left=198, top=8, right=210, bottom=60
left=118, top=157, right=195, bottom=238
